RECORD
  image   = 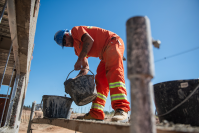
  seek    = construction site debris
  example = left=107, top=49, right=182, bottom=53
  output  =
left=157, top=120, right=199, bottom=133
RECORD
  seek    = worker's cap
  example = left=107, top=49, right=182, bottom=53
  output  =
left=54, top=29, right=71, bottom=48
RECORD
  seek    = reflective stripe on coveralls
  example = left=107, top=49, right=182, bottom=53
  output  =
left=109, top=81, right=126, bottom=89
left=111, top=93, right=127, bottom=102
left=97, top=92, right=107, bottom=102
left=87, top=26, right=93, bottom=29
left=91, top=103, right=104, bottom=111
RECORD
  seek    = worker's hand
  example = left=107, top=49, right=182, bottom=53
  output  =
left=80, top=68, right=89, bottom=75
left=75, top=68, right=89, bottom=78
left=74, top=59, right=82, bottom=70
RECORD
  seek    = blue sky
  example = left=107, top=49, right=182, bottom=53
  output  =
left=2, top=0, right=199, bottom=113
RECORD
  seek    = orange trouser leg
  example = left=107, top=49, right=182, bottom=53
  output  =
left=103, top=37, right=130, bottom=112
left=90, top=37, right=130, bottom=120
left=90, top=61, right=109, bottom=120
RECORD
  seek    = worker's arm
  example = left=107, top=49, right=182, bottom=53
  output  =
left=74, top=33, right=94, bottom=70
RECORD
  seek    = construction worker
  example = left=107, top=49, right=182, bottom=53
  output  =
left=54, top=26, right=130, bottom=122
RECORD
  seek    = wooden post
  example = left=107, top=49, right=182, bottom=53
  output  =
left=126, top=16, right=156, bottom=133
left=27, top=101, right=36, bottom=133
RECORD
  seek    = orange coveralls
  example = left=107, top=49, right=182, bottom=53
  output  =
left=71, top=26, right=130, bottom=120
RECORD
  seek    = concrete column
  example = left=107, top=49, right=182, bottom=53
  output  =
left=27, top=101, right=36, bottom=133
left=126, top=16, right=156, bottom=133
left=8, top=73, right=26, bottom=132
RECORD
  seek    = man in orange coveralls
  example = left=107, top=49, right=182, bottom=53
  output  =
left=54, top=26, right=130, bottom=122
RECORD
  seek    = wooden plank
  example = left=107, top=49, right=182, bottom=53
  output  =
left=32, top=118, right=198, bottom=133
left=32, top=118, right=129, bottom=133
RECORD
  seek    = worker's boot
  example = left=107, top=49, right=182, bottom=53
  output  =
left=111, top=109, right=128, bottom=123
left=76, top=113, right=102, bottom=121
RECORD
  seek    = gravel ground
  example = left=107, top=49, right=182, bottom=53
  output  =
left=156, top=120, right=199, bottom=133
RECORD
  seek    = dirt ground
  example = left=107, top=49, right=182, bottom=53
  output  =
left=19, top=122, right=80, bottom=133
left=19, top=110, right=82, bottom=133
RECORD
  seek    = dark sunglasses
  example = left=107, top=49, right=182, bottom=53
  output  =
left=62, top=35, right=66, bottom=46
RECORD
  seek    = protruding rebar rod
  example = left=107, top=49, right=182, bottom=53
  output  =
left=0, top=0, right=8, bottom=23
left=4, top=74, right=19, bottom=126
left=0, top=64, right=15, bottom=127
left=27, top=101, right=36, bottom=133
left=126, top=16, right=156, bottom=133
left=0, top=42, right=12, bottom=91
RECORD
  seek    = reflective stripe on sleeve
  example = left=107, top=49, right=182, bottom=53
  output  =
left=111, top=93, right=127, bottom=101
left=97, top=92, right=107, bottom=102
left=109, top=81, right=126, bottom=89
left=91, top=103, right=104, bottom=111
left=87, top=26, right=93, bottom=29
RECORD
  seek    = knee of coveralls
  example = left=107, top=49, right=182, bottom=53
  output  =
left=89, top=61, right=109, bottom=120
left=108, top=67, right=130, bottom=112
left=103, top=37, right=130, bottom=112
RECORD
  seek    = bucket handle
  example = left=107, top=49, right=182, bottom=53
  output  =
left=156, top=84, right=199, bottom=117
left=66, top=68, right=95, bottom=80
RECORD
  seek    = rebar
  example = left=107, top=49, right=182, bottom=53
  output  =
left=0, top=64, right=15, bottom=127
left=0, top=42, right=12, bottom=91
left=0, top=0, right=8, bottom=23
left=4, top=75, right=19, bottom=126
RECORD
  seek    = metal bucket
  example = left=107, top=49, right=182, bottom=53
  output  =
left=66, top=108, right=73, bottom=119
left=154, top=79, right=199, bottom=126
left=64, top=69, right=97, bottom=106
left=42, top=95, right=73, bottom=118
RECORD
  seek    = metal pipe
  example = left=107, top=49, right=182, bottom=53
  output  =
left=0, top=64, right=15, bottom=127
left=0, top=0, right=8, bottom=23
left=0, top=42, right=12, bottom=90
left=4, top=74, right=19, bottom=126
left=126, top=16, right=156, bottom=133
